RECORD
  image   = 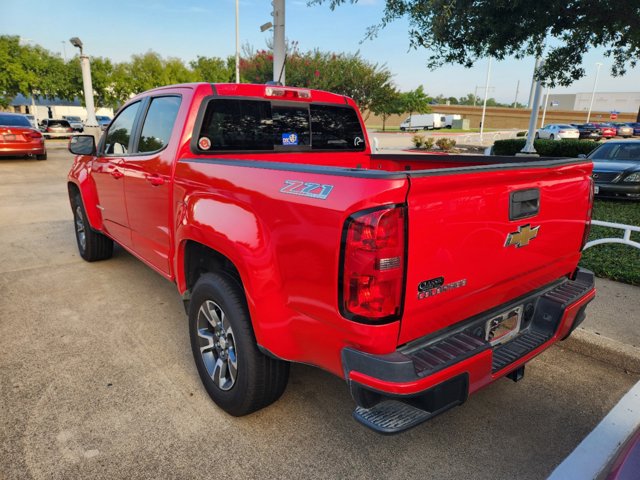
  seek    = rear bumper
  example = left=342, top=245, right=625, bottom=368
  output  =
left=0, top=144, right=46, bottom=156
left=343, top=268, right=595, bottom=405
left=596, top=183, right=640, bottom=197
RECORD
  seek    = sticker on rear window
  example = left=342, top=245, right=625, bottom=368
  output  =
left=282, top=133, right=298, bottom=146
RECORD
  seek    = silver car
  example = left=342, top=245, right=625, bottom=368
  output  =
left=612, top=123, right=634, bottom=138
left=535, top=124, right=580, bottom=140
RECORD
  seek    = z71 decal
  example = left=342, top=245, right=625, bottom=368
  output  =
left=280, top=180, right=334, bottom=200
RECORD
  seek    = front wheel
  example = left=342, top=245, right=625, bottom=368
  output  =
left=550, top=134, right=555, bottom=140
left=71, top=193, right=113, bottom=261
left=189, top=273, right=289, bottom=416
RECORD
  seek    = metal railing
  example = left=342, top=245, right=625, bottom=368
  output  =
left=583, top=220, right=640, bottom=251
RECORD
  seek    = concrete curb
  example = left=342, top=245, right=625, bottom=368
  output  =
left=559, top=328, right=640, bottom=374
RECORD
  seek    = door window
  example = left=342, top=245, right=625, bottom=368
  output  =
left=104, top=102, right=141, bottom=155
left=138, top=96, right=182, bottom=153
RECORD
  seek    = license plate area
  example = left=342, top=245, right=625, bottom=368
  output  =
left=485, top=306, right=523, bottom=346
left=3, top=134, right=16, bottom=141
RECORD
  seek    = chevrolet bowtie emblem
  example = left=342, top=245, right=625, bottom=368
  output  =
left=505, top=224, right=540, bottom=248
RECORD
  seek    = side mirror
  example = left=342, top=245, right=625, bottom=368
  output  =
left=69, top=135, right=96, bottom=156
left=577, top=154, right=587, bottom=159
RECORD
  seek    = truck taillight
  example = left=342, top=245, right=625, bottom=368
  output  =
left=339, top=205, right=406, bottom=323
left=265, top=87, right=311, bottom=100
left=581, top=176, right=594, bottom=251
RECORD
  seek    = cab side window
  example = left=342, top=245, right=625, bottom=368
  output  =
left=138, top=96, right=181, bottom=153
left=104, top=102, right=141, bottom=155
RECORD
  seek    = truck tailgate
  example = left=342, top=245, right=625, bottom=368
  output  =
left=399, top=160, right=593, bottom=345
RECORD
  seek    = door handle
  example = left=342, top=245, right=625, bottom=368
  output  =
left=145, top=173, right=165, bottom=186
left=110, top=169, right=124, bottom=179
left=510, top=188, right=540, bottom=220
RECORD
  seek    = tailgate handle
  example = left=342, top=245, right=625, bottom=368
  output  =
left=510, top=189, right=539, bottom=220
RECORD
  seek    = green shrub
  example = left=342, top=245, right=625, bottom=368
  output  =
left=412, top=134, right=425, bottom=149
left=412, top=135, right=435, bottom=150
left=423, top=137, right=435, bottom=150
left=436, top=137, right=457, bottom=151
left=516, top=131, right=527, bottom=137
left=492, top=139, right=600, bottom=157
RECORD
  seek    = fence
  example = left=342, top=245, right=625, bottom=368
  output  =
left=583, top=220, right=640, bottom=251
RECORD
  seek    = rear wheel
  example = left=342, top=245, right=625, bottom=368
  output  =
left=36, top=152, right=47, bottom=161
left=189, top=273, right=289, bottom=416
left=71, top=193, right=113, bottom=261
left=550, top=134, right=555, bottom=140
left=535, top=133, right=540, bottom=139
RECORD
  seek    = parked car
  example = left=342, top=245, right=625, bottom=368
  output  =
left=591, top=123, right=617, bottom=139
left=39, top=119, right=73, bottom=138
left=67, top=82, right=596, bottom=434
left=611, top=123, right=634, bottom=138
left=584, top=140, right=640, bottom=199
left=95, top=115, right=112, bottom=131
left=24, top=114, right=37, bottom=129
left=623, top=122, right=640, bottom=137
left=0, top=112, right=47, bottom=160
left=535, top=124, right=580, bottom=140
left=62, top=115, right=84, bottom=132
left=570, top=123, right=602, bottom=141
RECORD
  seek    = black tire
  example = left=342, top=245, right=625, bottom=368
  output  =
left=189, top=272, right=289, bottom=416
left=550, top=134, right=555, bottom=140
left=36, top=152, right=47, bottom=161
left=71, top=193, right=113, bottom=261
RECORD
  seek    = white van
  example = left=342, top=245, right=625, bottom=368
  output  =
left=400, top=113, right=446, bottom=131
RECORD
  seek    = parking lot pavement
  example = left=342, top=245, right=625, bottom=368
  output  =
left=1, top=145, right=638, bottom=480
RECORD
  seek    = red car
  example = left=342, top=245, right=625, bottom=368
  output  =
left=67, top=83, right=595, bottom=433
left=592, top=123, right=617, bottom=139
left=0, top=113, right=47, bottom=160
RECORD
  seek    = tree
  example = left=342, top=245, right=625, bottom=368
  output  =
left=190, top=56, right=235, bottom=83
left=401, top=86, right=431, bottom=128
left=240, top=49, right=395, bottom=114
left=369, top=85, right=403, bottom=131
left=313, top=0, right=640, bottom=86
left=0, top=35, right=68, bottom=107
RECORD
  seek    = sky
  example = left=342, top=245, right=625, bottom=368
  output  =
left=2, top=0, right=639, bottom=104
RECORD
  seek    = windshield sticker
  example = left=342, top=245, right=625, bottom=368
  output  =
left=198, top=137, right=211, bottom=150
left=353, top=136, right=363, bottom=147
left=282, top=133, right=298, bottom=146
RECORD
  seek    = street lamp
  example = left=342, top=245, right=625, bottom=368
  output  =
left=479, top=57, right=492, bottom=144
left=586, top=62, right=603, bottom=123
left=235, top=0, right=240, bottom=84
left=69, top=37, right=98, bottom=129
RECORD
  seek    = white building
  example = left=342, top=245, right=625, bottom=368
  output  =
left=6, top=94, right=114, bottom=125
left=546, top=92, right=640, bottom=114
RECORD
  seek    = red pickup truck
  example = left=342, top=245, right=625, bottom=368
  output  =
left=67, top=83, right=596, bottom=433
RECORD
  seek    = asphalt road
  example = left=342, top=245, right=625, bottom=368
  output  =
left=1, top=144, right=638, bottom=480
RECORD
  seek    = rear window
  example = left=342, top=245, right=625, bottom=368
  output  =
left=196, top=99, right=365, bottom=152
left=0, top=114, right=31, bottom=127
left=48, top=120, right=71, bottom=127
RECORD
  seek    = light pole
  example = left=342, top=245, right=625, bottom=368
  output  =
left=272, top=0, right=286, bottom=84
left=520, top=60, right=545, bottom=155
left=479, top=57, right=492, bottom=144
left=539, top=85, right=550, bottom=128
left=69, top=37, right=98, bottom=130
left=586, top=62, right=603, bottom=123
left=235, top=0, right=240, bottom=83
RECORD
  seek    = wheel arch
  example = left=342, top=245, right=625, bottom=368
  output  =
left=67, top=179, right=103, bottom=231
